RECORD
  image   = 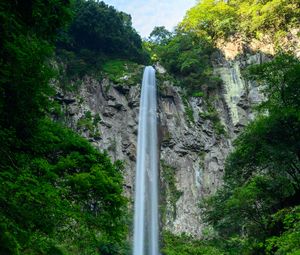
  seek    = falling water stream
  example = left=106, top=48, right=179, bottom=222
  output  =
left=133, top=66, right=159, bottom=255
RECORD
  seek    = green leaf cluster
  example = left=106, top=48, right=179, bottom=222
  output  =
left=201, top=54, right=300, bottom=254
left=0, top=0, right=129, bottom=254
left=0, top=0, right=72, bottom=138
left=0, top=119, right=128, bottom=254
left=149, top=26, right=173, bottom=45
left=160, top=161, right=183, bottom=221
left=147, top=30, right=219, bottom=95
left=180, top=0, right=238, bottom=40
left=56, top=0, right=149, bottom=80
left=161, top=231, right=223, bottom=255
left=102, top=59, right=143, bottom=85
left=180, top=0, right=300, bottom=43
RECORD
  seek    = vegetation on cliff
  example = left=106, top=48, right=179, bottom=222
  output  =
left=157, top=1, right=300, bottom=255
left=198, top=54, right=300, bottom=255
left=148, top=0, right=299, bottom=95
left=180, top=0, right=299, bottom=44
left=146, top=28, right=220, bottom=96
left=0, top=0, right=299, bottom=254
left=56, top=0, right=149, bottom=80
left=160, top=52, right=300, bottom=254
left=0, top=1, right=133, bottom=254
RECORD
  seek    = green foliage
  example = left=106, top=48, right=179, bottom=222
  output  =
left=201, top=54, right=300, bottom=254
left=182, top=96, right=195, bottom=125
left=213, top=121, right=226, bottom=136
left=70, top=0, right=147, bottom=61
left=93, top=113, right=102, bottom=126
left=200, top=99, right=226, bottom=136
left=235, top=0, right=300, bottom=42
left=180, top=0, right=238, bottom=40
left=192, top=91, right=204, bottom=97
left=57, top=48, right=105, bottom=80
left=77, top=116, right=94, bottom=131
left=102, top=60, right=129, bottom=78
left=77, top=111, right=102, bottom=139
left=149, top=26, right=173, bottom=45
left=0, top=0, right=129, bottom=253
left=181, top=0, right=300, bottom=42
left=266, top=206, right=300, bottom=255
left=0, top=119, right=128, bottom=254
left=245, top=53, right=300, bottom=113
left=0, top=0, right=72, bottom=138
left=161, top=231, right=224, bottom=255
left=149, top=31, right=218, bottom=95
left=57, top=0, right=149, bottom=80
left=102, top=59, right=143, bottom=85
left=161, top=161, right=183, bottom=221
left=225, top=111, right=300, bottom=186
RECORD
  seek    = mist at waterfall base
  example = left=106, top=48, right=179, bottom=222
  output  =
left=133, top=66, right=159, bottom=255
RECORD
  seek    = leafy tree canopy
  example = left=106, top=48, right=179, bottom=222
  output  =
left=149, top=26, right=173, bottom=45
left=0, top=119, right=128, bottom=254
left=0, top=0, right=72, bottom=138
left=0, top=0, right=129, bottom=254
left=180, top=0, right=300, bottom=42
left=201, top=54, right=300, bottom=254
left=146, top=29, right=221, bottom=95
left=180, top=0, right=238, bottom=41
left=57, top=0, right=149, bottom=79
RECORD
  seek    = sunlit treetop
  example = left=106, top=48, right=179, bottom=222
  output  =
left=180, top=0, right=300, bottom=42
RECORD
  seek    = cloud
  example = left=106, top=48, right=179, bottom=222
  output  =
left=103, top=0, right=196, bottom=38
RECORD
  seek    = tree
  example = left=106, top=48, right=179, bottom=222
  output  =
left=149, top=26, right=173, bottom=45
left=233, top=0, right=300, bottom=39
left=0, top=119, right=128, bottom=254
left=153, top=31, right=219, bottom=94
left=180, top=0, right=238, bottom=41
left=180, top=0, right=300, bottom=42
left=245, top=54, right=300, bottom=113
left=0, top=0, right=72, bottom=138
left=201, top=54, right=300, bottom=254
left=0, top=1, right=129, bottom=253
left=57, top=0, right=149, bottom=65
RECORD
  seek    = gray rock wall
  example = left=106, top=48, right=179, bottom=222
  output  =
left=56, top=51, right=264, bottom=237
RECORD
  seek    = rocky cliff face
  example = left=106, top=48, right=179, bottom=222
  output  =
left=56, top=49, right=265, bottom=237
left=158, top=50, right=265, bottom=235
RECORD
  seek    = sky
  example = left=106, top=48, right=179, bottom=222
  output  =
left=103, top=0, right=196, bottom=38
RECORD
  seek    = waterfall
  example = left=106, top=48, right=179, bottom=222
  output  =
left=133, top=66, right=159, bottom=255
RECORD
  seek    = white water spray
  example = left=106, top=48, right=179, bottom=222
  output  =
left=133, top=66, right=159, bottom=255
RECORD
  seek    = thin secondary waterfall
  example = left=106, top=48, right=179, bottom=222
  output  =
left=133, top=66, right=159, bottom=255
